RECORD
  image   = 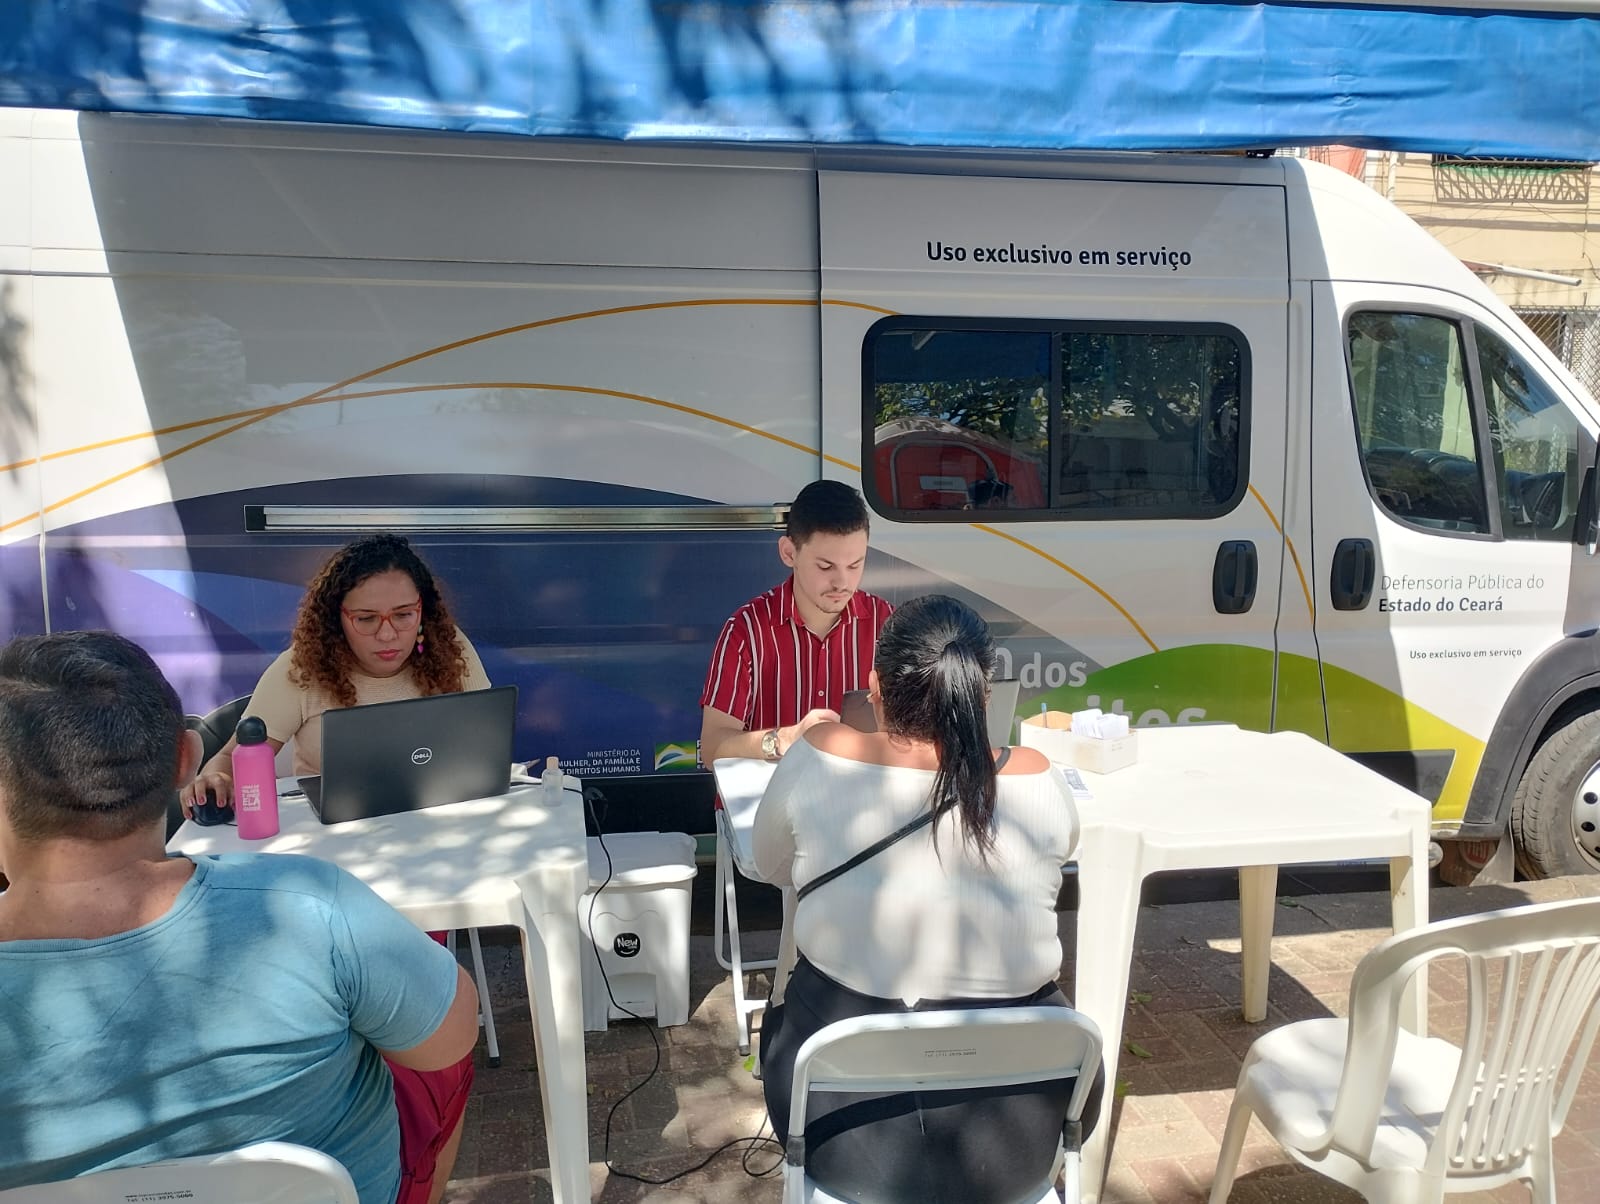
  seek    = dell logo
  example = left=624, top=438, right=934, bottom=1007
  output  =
left=411, top=747, right=433, bottom=766
left=613, top=933, right=641, bottom=958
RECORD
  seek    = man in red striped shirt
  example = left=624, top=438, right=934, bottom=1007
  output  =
left=700, top=481, right=893, bottom=766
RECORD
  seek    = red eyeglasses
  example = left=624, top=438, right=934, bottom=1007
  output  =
left=341, top=603, right=422, bottom=636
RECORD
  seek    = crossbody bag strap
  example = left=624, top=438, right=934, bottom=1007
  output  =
left=796, top=811, right=934, bottom=903
left=796, top=746, right=1012, bottom=903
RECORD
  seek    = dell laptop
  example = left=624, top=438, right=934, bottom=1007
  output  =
left=300, top=685, right=517, bottom=824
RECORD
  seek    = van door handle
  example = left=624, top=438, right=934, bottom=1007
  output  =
left=1330, top=538, right=1376, bottom=610
left=1212, top=540, right=1258, bottom=614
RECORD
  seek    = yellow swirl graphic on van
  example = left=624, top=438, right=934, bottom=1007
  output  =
left=0, top=298, right=834, bottom=486
left=4, top=295, right=1160, bottom=648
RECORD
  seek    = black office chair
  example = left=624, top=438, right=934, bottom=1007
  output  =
left=195, top=695, right=252, bottom=768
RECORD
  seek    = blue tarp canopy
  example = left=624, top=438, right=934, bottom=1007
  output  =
left=3, top=0, right=1598, bottom=159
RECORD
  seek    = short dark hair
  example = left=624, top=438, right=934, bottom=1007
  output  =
left=786, top=480, right=869, bottom=545
left=0, top=631, right=184, bottom=842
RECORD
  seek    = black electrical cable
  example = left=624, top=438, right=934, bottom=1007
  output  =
left=575, top=782, right=783, bottom=1185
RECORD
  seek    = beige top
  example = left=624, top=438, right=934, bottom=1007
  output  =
left=244, top=628, right=490, bottom=776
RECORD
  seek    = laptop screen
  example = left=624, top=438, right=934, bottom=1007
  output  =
left=303, top=685, right=517, bottom=824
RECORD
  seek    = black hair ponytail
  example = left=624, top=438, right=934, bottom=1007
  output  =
left=874, top=595, right=999, bottom=857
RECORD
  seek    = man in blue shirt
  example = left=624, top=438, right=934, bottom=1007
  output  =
left=0, top=631, right=480, bottom=1204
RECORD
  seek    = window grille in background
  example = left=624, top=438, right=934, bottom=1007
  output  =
left=1515, top=308, right=1600, bottom=401
left=1431, top=156, right=1594, bottom=204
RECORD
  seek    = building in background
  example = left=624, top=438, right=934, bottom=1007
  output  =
left=1304, top=147, right=1600, bottom=399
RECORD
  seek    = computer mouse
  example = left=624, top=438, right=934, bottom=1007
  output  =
left=192, top=787, right=235, bottom=827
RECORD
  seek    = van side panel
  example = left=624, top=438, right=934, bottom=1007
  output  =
left=1273, top=280, right=1326, bottom=742
left=819, top=169, right=1294, bottom=731
left=0, top=115, right=43, bottom=639
left=14, top=114, right=836, bottom=783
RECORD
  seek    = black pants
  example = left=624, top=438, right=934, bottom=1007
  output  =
left=762, top=957, right=1104, bottom=1204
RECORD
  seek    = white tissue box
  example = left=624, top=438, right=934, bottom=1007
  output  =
left=1060, top=730, right=1138, bottom=774
left=1019, top=712, right=1138, bottom=774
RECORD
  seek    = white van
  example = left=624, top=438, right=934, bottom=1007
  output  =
left=4, top=109, right=1597, bottom=877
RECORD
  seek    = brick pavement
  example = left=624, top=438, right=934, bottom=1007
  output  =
left=442, top=873, right=1600, bottom=1203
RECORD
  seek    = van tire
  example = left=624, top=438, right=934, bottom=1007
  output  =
left=1511, top=710, right=1600, bottom=879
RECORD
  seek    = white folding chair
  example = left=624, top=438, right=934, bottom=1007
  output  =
left=714, top=805, right=777, bottom=1056
left=783, top=1006, right=1104, bottom=1204
left=0, top=1141, right=358, bottom=1203
left=1210, top=896, right=1600, bottom=1204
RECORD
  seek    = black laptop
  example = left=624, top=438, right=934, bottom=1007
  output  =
left=299, top=685, right=517, bottom=825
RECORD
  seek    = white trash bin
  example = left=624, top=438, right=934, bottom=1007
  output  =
left=581, top=832, right=698, bottom=1030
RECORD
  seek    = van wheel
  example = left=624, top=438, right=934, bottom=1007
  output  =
left=1511, top=710, right=1600, bottom=879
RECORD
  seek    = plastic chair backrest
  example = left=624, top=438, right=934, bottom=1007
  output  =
left=0, top=1141, right=358, bottom=1203
left=986, top=678, right=1022, bottom=748
left=1331, top=897, right=1600, bottom=1178
left=785, top=1005, right=1102, bottom=1199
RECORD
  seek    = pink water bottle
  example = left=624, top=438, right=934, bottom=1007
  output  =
left=232, top=716, right=280, bottom=840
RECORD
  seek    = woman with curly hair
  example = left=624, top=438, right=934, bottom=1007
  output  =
left=178, top=533, right=488, bottom=1204
left=183, top=533, right=489, bottom=796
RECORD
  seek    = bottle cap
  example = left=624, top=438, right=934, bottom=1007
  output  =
left=545, top=755, right=559, bottom=771
left=236, top=715, right=269, bottom=745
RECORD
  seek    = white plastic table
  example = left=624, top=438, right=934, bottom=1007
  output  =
left=169, top=783, right=592, bottom=1204
left=713, top=724, right=1432, bottom=1204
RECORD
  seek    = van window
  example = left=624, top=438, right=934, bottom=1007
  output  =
left=1347, top=311, right=1491, bottom=535
left=1474, top=325, right=1580, bottom=541
left=866, top=320, right=1246, bottom=521
left=1059, top=331, right=1242, bottom=514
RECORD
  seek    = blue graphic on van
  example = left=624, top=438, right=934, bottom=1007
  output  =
left=43, top=474, right=1078, bottom=786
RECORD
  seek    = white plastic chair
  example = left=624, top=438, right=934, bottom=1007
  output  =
left=783, top=1006, right=1104, bottom=1204
left=0, top=1141, right=358, bottom=1203
left=1210, top=896, right=1600, bottom=1204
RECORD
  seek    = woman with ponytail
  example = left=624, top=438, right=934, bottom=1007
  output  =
left=753, top=594, right=1097, bottom=1204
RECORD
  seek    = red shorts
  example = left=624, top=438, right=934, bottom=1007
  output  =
left=387, top=1051, right=474, bottom=1204
left=386, top=930, right=475, bottom=1204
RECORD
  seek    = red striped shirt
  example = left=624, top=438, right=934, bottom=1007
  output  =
left=699, top=577, right=893, bottom=734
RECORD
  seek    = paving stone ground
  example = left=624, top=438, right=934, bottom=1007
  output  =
left=441, top=872, right=1600, bottom=1203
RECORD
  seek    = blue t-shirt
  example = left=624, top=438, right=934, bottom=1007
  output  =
left=0, top=854, right=460, bottom=1204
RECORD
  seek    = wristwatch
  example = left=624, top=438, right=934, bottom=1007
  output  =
left=760, top=728, right=782, bottom=760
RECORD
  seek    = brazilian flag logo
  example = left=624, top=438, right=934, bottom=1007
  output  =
left=653, top=741, right=699, bottom=772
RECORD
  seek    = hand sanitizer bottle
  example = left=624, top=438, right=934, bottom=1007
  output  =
left=541, top=755, right=563, bottom=807
left=232, top=716, right=280, bottom=839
